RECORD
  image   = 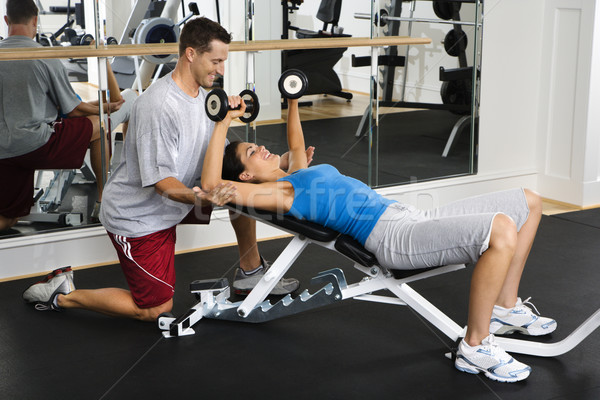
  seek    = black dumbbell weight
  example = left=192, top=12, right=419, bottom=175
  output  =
left=79, top=33, right=94, bottom=46
left=205, top=88, right=260, bottom=123
left=278, top=69, right=308, bottom=99
left=61, top=28, right=77, bottom=44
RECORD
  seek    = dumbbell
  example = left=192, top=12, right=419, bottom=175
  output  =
left=78, top=33, right=95, bottom=46
left=205, top=89, right=260, bottom=123
left=278, top=69, right=308, bottom=99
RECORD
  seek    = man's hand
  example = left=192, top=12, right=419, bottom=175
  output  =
left=279, top=146, right=315, bottom=170
left=193, top=183, right=237, bottom=206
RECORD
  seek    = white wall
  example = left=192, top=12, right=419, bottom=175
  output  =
left=477, top=0, right=542, bottom=176
left=536, top=0, right=600, bottom=206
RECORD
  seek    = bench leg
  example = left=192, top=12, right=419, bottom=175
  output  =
left=237, top=236, right=309, bottom=318
left=384, top=280, right=465, bottom=341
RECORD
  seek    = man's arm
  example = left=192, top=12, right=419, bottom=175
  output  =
left=155, top=176, right=236, bottom=207
left=67, top=99, right=124, bottom=118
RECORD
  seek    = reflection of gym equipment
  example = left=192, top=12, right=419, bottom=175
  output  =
left=281, top=0, right=353, bottom=104
left=36, top=0, right=87, bottom=47
left=159, top=204, right=600, bottom=362
left=112, top=1, right=199, bottom=92
left=353, top=0, right=480, bottom=157
left=19, top=164, right=96, bottom=227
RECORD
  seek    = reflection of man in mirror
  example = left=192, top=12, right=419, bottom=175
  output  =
left=22, top=17, right=300, bottom=322
left=0, top=0, right=123, bottom=232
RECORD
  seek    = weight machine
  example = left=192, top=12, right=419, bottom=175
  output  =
left=353, top=0, right=481, bottom=158
left=111, top=0, right=200, bottom=92
left=35, top=0, right=82, bottom=47
left=281, top=0, right=353, bottom=104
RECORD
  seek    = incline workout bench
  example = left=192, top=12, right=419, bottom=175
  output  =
left=158, top=204, right=600, bottom=358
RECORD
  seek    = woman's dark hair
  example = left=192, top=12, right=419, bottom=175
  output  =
left=222, top=141, right=245, bottom=182
left=179, top=17, right=232, bottom=56
left=6, top=0, right=38, bottom=24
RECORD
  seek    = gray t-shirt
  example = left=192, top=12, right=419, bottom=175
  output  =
left=99, top=72, right=214, bottom=238
left=0, top=36, right=81, bottom=159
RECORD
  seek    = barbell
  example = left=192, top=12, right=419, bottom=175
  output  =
left=354, top=9, right=478, bottom=27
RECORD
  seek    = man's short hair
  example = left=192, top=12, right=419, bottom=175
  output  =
left=6, top=0, right=38, bottom=25
left=178, top=17, right=232, bottom=56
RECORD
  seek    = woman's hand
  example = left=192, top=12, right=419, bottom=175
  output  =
left=279, top=146, right=315, bottom=170
left=193, top=183, right=237, bottom=206
left=222, top=95, right=246, bottom=122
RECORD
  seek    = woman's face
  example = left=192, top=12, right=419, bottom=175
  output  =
left=236, top=142, right=280, bottom=181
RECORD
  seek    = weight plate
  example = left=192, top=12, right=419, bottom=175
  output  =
left=444, top=29, right=468, bottom=57
left=239, top=89, right=260, bottom=123
left=440, top=80, right=472, bottom=115
left=79, top=33, right=94, bottom=46
left=278, top=69, right=308, bottom=99
left=62, top=28, right=77, bottom=42
left=134, top=18, right=180, bottom=64
left=377, top=9, right=388, bottom=27
left=205, top=89, right=229, bottom=122
left=433, top=1, right=461, bottom=21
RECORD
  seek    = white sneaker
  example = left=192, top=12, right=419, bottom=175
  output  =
left=22, top=267, right=75, bottom=311
left=490, top=297, right=557, bottom=336
left=455, top=334, right=531, bottom=382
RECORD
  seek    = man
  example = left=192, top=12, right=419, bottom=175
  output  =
left=22, top=17, right=300, bottom=321
left=0, top=0, right=122, bottom=231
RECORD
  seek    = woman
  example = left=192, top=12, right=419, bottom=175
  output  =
left=195, top=96, right=556, bottom=383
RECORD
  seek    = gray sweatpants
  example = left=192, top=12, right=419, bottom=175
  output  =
left=364, top=188, right=530, bottom=270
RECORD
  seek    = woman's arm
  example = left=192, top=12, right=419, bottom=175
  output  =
left=201, top=118, right=231, bottom=190
left=285, top=99, right=308, bottom=173
left=199, top=97, right=292, bottom=213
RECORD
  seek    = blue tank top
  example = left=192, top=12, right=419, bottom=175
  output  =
left=278, top=164, right=395, bottom=245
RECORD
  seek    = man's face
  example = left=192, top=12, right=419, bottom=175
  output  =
left=190, top=39, right=229, bottom=89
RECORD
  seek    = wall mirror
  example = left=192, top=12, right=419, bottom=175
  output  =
left=0, top=0, right=481, bottom=240
left=246, top=0, right=481, bottom=187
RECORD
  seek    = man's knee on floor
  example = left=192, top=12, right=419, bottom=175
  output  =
left=137, top=299, right=173, bottom=322
left=0, top=215, right=18, bottom=231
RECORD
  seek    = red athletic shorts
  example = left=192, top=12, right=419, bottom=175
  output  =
left=107, top=205, right=212, bottom=309
left=0, top=117, right=93, bottom=218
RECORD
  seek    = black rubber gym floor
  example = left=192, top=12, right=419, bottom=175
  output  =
left=2, top=211, right=599, bottom=399
left=230, top=109, right=473, bottom=187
